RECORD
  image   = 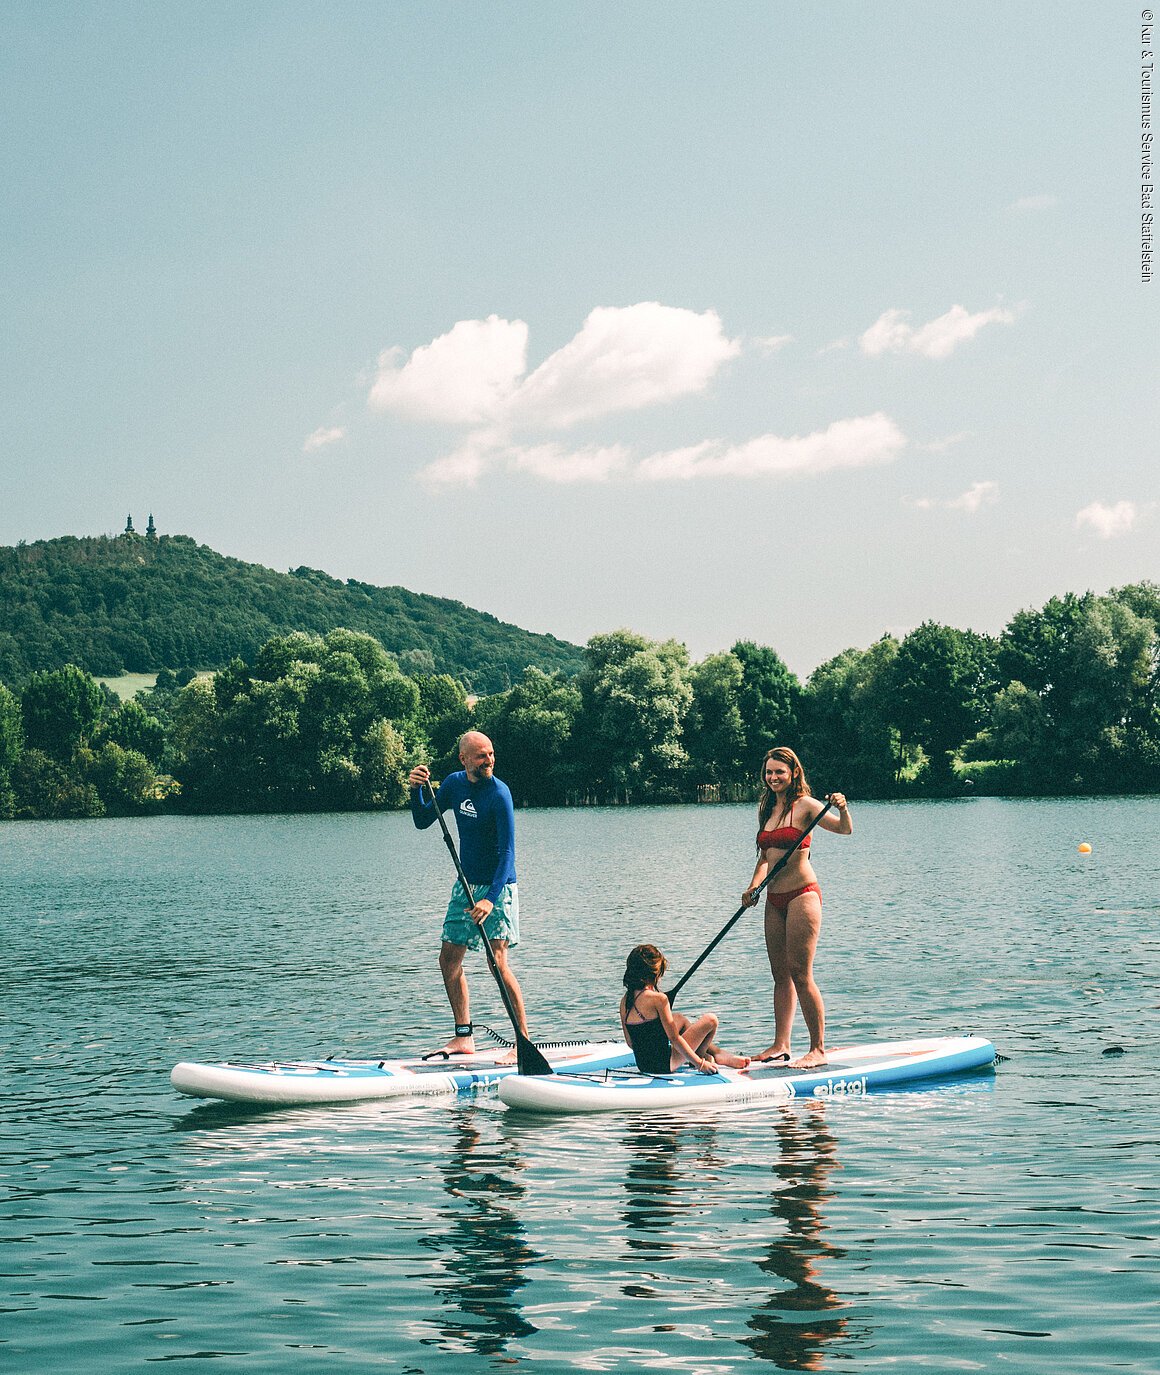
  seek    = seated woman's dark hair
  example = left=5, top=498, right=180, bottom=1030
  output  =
left=623, top=943, right=666, bottom=991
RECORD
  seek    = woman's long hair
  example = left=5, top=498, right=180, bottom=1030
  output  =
left=757, top=746, right=812, bottom=830
left=623, top=943, right=666, bottom=991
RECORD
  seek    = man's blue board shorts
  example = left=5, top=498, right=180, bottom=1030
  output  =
left=441, top=881, right=520, bottom=950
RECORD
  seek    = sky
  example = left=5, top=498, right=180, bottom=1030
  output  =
left=2, top=1, right=1156, bottom=677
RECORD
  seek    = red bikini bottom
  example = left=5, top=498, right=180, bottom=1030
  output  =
left=766, top=882, right=821, bottom=912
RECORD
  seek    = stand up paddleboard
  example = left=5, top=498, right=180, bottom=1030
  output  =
left=171, top=1036, right=634, bottom=1106
left=498, top=1035, right=997, bottom=1115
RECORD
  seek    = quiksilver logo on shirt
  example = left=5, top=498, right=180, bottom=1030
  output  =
left=459, top=800, right=478, bottom=817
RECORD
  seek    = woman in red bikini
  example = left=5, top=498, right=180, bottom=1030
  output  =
left=741, top=746, right=852, bottom=1069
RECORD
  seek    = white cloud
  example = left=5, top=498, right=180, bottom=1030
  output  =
left=368, top=315, right=528, bottom=424
left=860, top=304, right=1016, bottom=359
left=369, top=303, right=739, bottom=433
left=511, top=302, right=741, bottom=428
left=636, top=413, right=906, bottom=482
left=1074, top=500, right=1138, bottom=538
left=508, top=442, right=633, bottom=483
left=419, top=414, right=906, bottom=487
left=416, top=432, right=498, bottom=487
left=418, top=435, right=631, bottom=488
left=302, top=425, right=346, bottom=452
left=918, top=431, right=970, bottom=454
left=907, top=481, right=998, bottom=512
left=859, top=309, right=914, bottom=358
left=948, top=480, right=999, bottom=512
left=752, top=333, right=794, bottom=355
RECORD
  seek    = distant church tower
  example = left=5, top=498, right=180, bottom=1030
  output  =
left=124, top=514, right=135, bottom=535
left=146, top=513, right=157, bottom=540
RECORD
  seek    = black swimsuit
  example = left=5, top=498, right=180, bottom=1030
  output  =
left=624, top=989, right=673, bottom=1075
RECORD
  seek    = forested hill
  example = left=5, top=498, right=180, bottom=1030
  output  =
left=0, top=533, right=583, bottom=693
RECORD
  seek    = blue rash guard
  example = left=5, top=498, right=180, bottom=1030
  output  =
left=410, top=771, right=517, bottom=905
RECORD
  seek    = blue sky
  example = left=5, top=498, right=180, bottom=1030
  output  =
left=2, top=1, right=1155, bottom=675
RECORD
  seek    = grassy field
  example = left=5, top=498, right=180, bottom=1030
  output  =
left=97, top=673, right=158, bottom=700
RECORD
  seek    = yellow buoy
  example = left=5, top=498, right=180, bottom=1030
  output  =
left=1077, top=843, right=1092, bottom=854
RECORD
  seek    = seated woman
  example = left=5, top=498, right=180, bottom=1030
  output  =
left=619, top=943, right=751, bottom=1075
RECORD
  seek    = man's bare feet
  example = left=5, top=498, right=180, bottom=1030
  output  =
left=442, top=1036, right=476, bottom=1056
left=756, top=1045, right=791, bottom=1063
left=495, top=1047, right=518, bottom=1065
left=790, top=1049, right=827, bottom=1069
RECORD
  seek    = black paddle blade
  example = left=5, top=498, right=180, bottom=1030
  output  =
left=516, top=1033, right=554, bottom=1076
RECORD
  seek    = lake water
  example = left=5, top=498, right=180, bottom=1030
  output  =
left=3, top=797, right=1159, bottom=1372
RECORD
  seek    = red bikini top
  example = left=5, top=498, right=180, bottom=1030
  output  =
left=757, top=826, right=809, bottom=850
left=757, top=802, right=810, bottom=850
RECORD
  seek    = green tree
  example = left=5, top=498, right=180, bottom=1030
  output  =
left=97, top=699, right=167, bottom=765
left=169, top=629, right=422, bottom=812
left=88, top=741, right=162, bottom=815
left=957, top=680, right=1049, bottom=792
left=889, top=623, right=998, bottom=789
left=0, top=682, right=23, bottom=817
left=997, top=592, right=1157, bottom=789
left=800, top=636, right=904, bottom=796
left=685, top=652, right=748, bottom=794
left=474, top=667, right=581, bottom=806
left=10, top=748, right=104, bottom=818
left=398, top=647, right=437, bottom=676
left=573, top=630, right=693, bottom=802
left=414, top=673, right=472, bottom=778
left=20, top=664, right=105, bottom=760
left=0, top=682, right=23, bottom=772
left=168, top=678, right=228, bottom=808
left=732, top=640, right=802, bottom=772
left=357, top=719, right=409, bottom=807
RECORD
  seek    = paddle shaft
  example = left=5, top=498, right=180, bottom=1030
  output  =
left=422, top=781, right=552, bottom=1075
left=668, top=797, right=836, bottom=1004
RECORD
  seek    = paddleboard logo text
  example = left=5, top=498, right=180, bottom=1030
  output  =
left=813, top=1076, right=868, bottom=1097
left=783, top=1074, right=868, bottom=1100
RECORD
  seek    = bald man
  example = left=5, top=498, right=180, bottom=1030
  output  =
left=408, top=731, right=527, bottom=1057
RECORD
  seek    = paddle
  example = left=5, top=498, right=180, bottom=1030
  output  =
left=422, top=781, right=553, bottom=1076
left=668, top=796, right=836, bottom=1004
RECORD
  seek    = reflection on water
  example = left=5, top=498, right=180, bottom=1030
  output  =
left=617, top=1108, right=853, bottom=1371
left=621, top=1119, right=721, bottom=1250
left=741, top=1106, right=850, bottom=1371
left=419, top=1106, right=539, bottom=1357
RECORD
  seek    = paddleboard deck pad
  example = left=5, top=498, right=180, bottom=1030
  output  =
left=498, top=1035, right=997, bottom=1114
left=172, top=1038, right=634, bottom=1105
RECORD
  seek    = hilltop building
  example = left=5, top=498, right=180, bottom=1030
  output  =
left=123, top=514, right=158, bottom=539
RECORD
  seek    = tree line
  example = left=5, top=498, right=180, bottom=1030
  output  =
left=1, top=581, right=1157, bottom=820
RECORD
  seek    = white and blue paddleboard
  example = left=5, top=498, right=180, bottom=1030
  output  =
left=171, top=1038, right=634, bottom=1106
left=498, top=1034, right=997, bottom=1115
